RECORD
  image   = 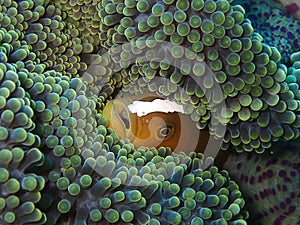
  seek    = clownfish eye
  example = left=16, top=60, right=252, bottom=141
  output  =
left=158, top=125, right=173, bottom=139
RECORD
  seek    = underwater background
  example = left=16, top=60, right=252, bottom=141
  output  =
left=0, top=0, right=299, bottom=224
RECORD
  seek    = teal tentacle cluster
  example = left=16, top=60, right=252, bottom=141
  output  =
left=94, top=0, right=300, bottom=153
left=232, top=0, right=300, bottom=63
left=24, top=71, right=97, bottom=153
left=0, top=24, right=46, bottom=223
left=52, top=0, right=101, bottom=47
left=0, top=148, right=46, bottom=224
left=223, top=140, right=300, bottom=225
left=0, top=65, right=46, bottom=224
left=0, top=29, right=98, bottom=223
left=0, top=4, right=98, bottom=222
left=286, top=51, right=300, bottom=94
left=0, top=58, right=38, bottom=148
left=39, top=124, right=248, bottom=224
left=0, top=0, right=97, bottom=78
left=23, top=0, right=94, bottom=77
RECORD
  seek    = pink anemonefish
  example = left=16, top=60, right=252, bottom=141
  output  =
left=102, top=96, right=210, bottom=154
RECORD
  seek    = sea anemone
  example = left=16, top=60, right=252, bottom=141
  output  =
left=0, top=0, right=299, bottom=224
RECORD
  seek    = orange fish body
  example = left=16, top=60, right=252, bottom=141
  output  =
left=102, top=98, right=209, bottom=154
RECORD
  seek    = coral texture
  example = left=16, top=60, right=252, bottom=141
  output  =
left=224, top=141, right=300, bottom=225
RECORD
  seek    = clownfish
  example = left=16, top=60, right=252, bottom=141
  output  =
left=102, top=96, right=210, bottom=154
